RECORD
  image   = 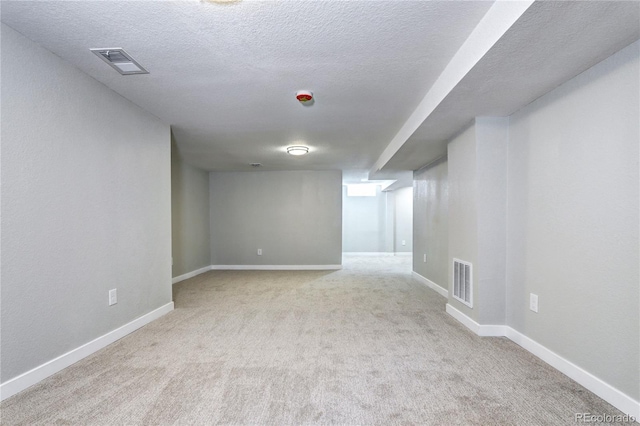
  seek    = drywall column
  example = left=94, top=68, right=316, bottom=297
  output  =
left=475, top=117, right=508, bottom=325
left=447, top=117, right=508, bottom=324
left=413, top=159, right=449, bottom=290
left=394, top=187, right=413, bottom=253
left=448, top=125, right=479, bottom=320
left=383, top=191, right=395, bottom=253
left=171, top=134, right=211, bottom=278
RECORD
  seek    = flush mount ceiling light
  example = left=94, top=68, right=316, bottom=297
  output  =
left=286, top=146, right=309, bottom=156
left=90, top=48, right=149, bottom=75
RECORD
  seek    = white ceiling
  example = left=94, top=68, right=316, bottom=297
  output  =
left=1, top=1, right=638, bottom=178
left=0, top=0, right=492, bottom=173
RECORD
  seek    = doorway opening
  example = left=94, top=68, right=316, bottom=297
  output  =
left=342, top=181, right=413, bottom=257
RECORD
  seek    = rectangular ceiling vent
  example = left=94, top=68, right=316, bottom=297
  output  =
left=90, top=48, right=148, bottom=75
left=453, top=258, right=473, bottom=308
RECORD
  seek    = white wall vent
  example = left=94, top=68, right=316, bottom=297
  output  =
left=90, top=48, right=149, bottom=75
left=452, top=258, right=473, bottom=308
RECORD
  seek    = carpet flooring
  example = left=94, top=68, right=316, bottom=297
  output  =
left=0, top=255, right=627, bottom=425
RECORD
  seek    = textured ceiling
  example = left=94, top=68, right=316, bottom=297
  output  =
left=0, top=0, right=492, bottom=173
left=2, top=1, right=638, bottom=177
left=381, top=1, right=640, bottom=171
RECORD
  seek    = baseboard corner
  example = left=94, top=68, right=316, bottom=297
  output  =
left=445, top=303, right=505, bottom=336
left=412, top=271, right=448, bottom=298
left=172, top=265, right=213, bottom=284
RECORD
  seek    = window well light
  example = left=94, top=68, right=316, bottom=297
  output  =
left=286, top=146, right=309, bottom=156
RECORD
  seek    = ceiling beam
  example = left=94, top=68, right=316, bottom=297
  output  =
left=370, top=0, right=535, bottom=175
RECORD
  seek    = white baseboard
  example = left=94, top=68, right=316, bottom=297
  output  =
left=504, top=328, right=640, bottom=420
left=412, top=271, right=449, bottom=298
left=445, top=303, right=640, bottom=419
left=342, top=252, right=412, bottom=257
left=0, top=302, right=174, bottom=402
left=343, top=252, right=395, bottom=256
left=172, top=265, right=212, bottom=284
left=446, top=303, right=505, bottom=336
left=210, top=265, right=342, bottom=270
left=174, top=264, right=343, bottom=279
left=446, top=303, right=478, bottom=332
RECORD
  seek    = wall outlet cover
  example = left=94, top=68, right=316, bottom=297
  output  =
left=530, top=293, right=538, bottom=313
left=109, top=289, right=117, bottom=306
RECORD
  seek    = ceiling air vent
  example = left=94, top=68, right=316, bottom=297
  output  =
left=453, top=258, right=473, bottom=308
left=90, top=48, right=148, bottom=75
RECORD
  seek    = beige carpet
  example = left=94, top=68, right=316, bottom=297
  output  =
left=0, top=255, right=626, bottom=425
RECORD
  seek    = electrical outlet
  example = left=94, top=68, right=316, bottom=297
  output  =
left=423, top=253, right=427, bottom=263
left=402, top=240, right=406, bottom=246
left=257, top=248, right=262, bottom=256
left=530, top=293, right=538, bottom=313
left=109, top=289, right=117, bottom=306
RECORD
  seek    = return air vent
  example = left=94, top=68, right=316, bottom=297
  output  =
left=453, top=258, right=473, bottom=308
left=90, top=48, right=148, bottom=75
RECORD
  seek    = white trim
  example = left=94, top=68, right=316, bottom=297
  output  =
left=174, top=264, right=343, bottom=279
left=412, top=271, right=449, bottom=298
left=505, top=328, right=640, bottom=420
left=342, top=252, right=412, bottom=257
left=445, top=303, right=640, bottom=419
left=172, top=265, right=212, bottom=284
left=446, top=303, right=479, bottom=333
left=210, top=265, right=342, bottom=271
left=445, top=303, right=504, bottom=336
left=343, top=252, right=395, bottom=256
left=0, top=302, right=174, bottom=402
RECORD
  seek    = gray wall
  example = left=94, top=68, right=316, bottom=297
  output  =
left=393, top=187, right=413, bottom=253
left=475, top=117, right=508, bottom=325
left=210, top=171, right=342, bottom=266
left=430, top=40, right=639, bottom=401
left=1, top=24, right=172, bottom=382
left=171, top=136, right=211, bottom=277
left=383, top=191, right=395, bottom=253
left=507, top=41, right=639, bottom=400
left=413, top=159, right=448, bottom=289
left=447, top=125, right=478, bottom=319
left=342, top=185, right=389, bottom=252
left=446, top=118, right=508, bottom=324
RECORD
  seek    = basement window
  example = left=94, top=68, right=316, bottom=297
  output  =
left=346, top=184, right=377, bottom=197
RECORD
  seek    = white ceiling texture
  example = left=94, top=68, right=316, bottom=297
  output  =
left=2, top=1, right=639, bottom=186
